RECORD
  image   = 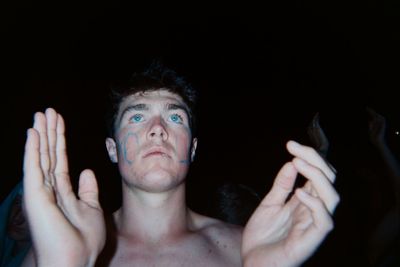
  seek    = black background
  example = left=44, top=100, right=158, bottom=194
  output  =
left=1, top=1, right=400, bottom=266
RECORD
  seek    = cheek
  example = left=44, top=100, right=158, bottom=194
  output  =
left=117, top=131, right=140, bottom=164
left=175, top=128, right=192, bottom=163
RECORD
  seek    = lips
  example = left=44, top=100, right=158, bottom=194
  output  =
left=143, top=147, right=171, bottom=159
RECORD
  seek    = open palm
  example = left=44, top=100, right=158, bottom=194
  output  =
left=23, top=108, right=106, bottom=267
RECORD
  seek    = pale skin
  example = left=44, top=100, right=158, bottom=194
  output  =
left=22, top=90, right=339, bottom=267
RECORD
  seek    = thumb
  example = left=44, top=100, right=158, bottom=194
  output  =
left=78, top=169, right=101, bottom=210
left=261, top=162, right=297, bottom=206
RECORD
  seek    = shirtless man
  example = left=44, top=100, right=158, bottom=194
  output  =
left=21, top=63, right=339, bottom=266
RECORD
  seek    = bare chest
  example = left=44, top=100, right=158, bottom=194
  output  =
left=107, top=237, right=241, bottom=267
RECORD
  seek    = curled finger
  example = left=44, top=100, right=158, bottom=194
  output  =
left=293, top=157, right=340, bottom=214
left=287, top=140, right=336, bottom=183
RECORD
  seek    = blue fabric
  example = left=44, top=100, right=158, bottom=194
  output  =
left=0, top=182, right=31, bottom=267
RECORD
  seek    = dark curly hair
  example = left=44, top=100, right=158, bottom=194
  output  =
left=105, top=61, right=198, bottom=139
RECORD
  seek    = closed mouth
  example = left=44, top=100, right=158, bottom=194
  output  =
left=143, top=148, right=171, bottom=159
left=144, top=151, right=167, bottom=157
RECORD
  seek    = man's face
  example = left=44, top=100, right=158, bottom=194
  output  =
left=106, top=89, right=197, bottom=193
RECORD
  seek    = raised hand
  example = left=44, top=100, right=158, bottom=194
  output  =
left=242, top=141, right=339, bottom=267
left=23, top=108, right=106, bottom=267
left=307, top=112, right=329, bottom=158
left=366, top=107, right=387, bottom=146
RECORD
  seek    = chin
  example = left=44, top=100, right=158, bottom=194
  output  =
left=135, top=170, right=186, bottom=193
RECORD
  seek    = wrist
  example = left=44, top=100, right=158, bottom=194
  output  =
left=242, top=249, right=301, bottom=267
left=36, top=248, right=97, bottom=267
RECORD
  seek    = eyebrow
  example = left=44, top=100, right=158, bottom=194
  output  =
left=118, top=104, right=149, bottom=124
left=167, top=103, right=189, bottom=114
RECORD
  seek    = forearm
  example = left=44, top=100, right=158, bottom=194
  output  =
left=374, top=142, right=400, bottom=186
left=35, top=247, right=98, bottom=267
left=374, top=142, right=400, bottom=212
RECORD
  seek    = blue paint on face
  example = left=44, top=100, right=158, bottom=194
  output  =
left=178, top=124, right=193, bottom=165
left=118, top=131, right=139, bottom=165
left=179, top=159, right=190, bottom=165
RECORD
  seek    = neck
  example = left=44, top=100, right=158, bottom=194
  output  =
left=114, top=182, right=193, bottom=244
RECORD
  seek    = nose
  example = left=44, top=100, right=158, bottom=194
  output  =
left=147, top=116, right=168, bottom=141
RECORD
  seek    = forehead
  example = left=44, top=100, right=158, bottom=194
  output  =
left=118, top=89, right=185, bottom=113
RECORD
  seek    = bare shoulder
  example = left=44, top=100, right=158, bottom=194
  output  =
left=196, top=214, right=243, bottom=244
left=189, top=210, right=243, bottom=260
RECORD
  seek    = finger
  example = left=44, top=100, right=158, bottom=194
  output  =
left=261, top=162, right=297, bottom=206
left=78, top=169, right=101, bottom=210
left=33, top=112, right=51, bottom=181
left=53, top=114, right=74, bottom=202
left=293, top=158, right=340, bottom=214
left=55, top=113, right=69, bottom=175
left=46, top=108, right=58, bottom=176
left=303, top=181, right=318, bottom=197
left=284, top=181, right=317, bottom=213
left=286, top=140, right=336, bottom=182
left=312, top=112, right=320, bottom=128
left=295, top=188, right=334, bottom=239
left=366, top=106, right=378, bottom=118
left=23, top=128, right=44, bottom=189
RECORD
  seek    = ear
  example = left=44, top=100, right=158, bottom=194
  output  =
left=190, top=138, right=198, bottom=162
left=105, top=137, right=118, bottom=163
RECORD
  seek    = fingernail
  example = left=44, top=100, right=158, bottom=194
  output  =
left=288, top=140, right=300, bottom=149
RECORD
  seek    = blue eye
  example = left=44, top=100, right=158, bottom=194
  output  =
left=170, top=114, right=183, bottom=124
left=130, top=114, right=144, bottom=123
